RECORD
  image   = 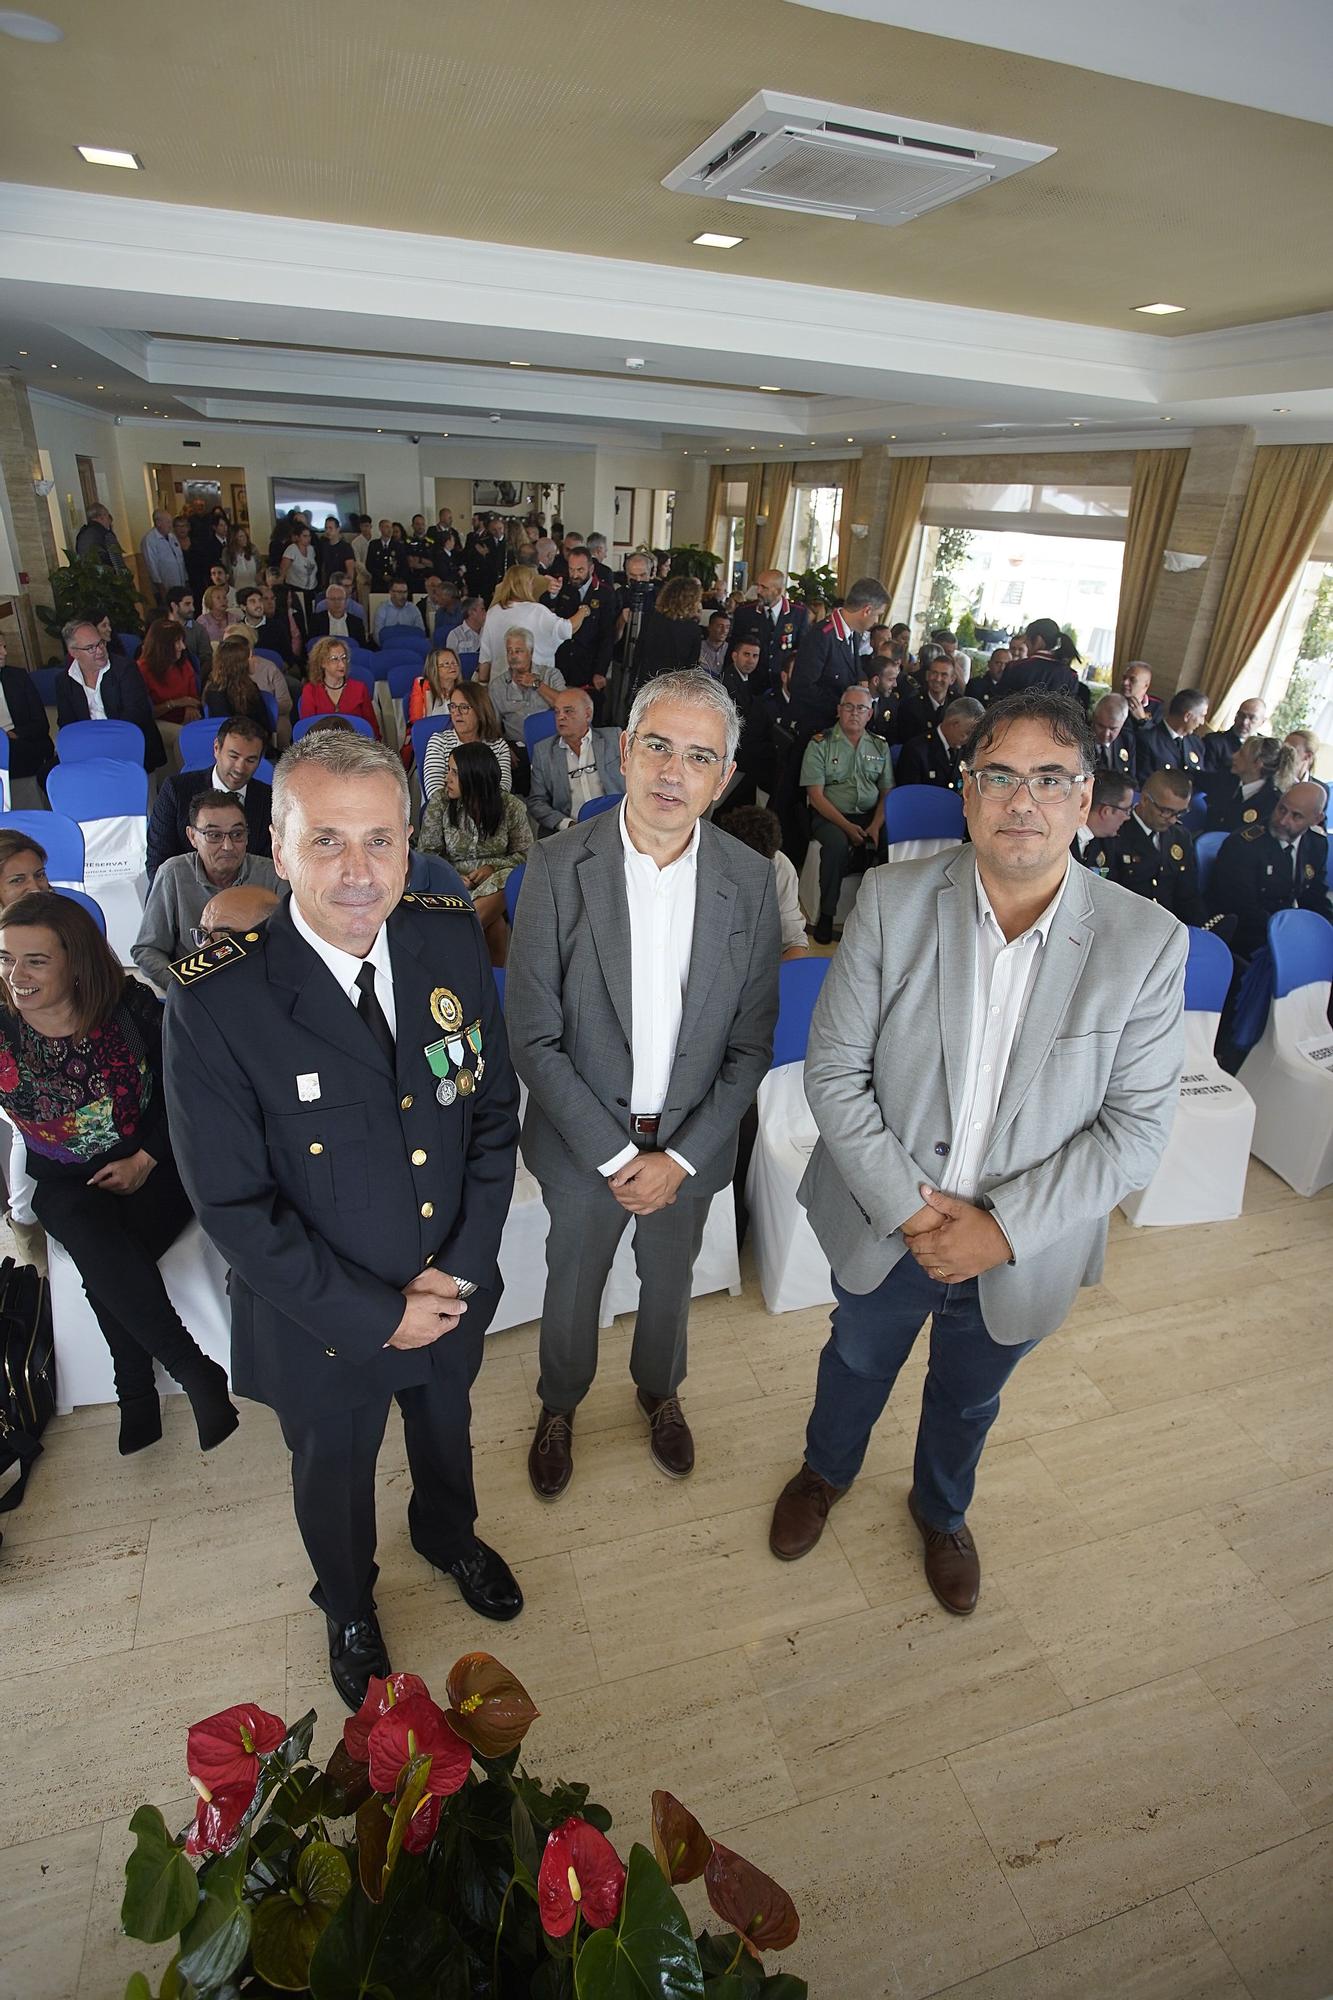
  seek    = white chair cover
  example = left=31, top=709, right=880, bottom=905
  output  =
left=1239, top=980, right=1333, bottom=1197
left=1120, top=1012, right=1256, bottom=1226
left=797, top=839, right=864, bottom=927
left=54, top=812, right=148, bottom=966
left=746, top=1061, right=834, bottom=1314
left=48, top=1221, right=233, bottom=1412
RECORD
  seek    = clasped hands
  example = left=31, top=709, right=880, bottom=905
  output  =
left=900, top=1184, right=1011, bottom=1284
left=387, top=1267, right=467, bottom=1350
left=608, top=1150, right=686, bottom=1215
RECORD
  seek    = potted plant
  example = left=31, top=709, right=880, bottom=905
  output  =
left=120, top=1652, right=808, bottom=1998
left=666, top=545, right=723, bottom=589
left=37, top=552, right=143, bottom=655
left=787, top=565, right=838, bottom=607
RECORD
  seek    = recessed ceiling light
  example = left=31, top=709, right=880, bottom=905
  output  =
left=142, top=405, right=148, bottom=410
left=0, top=12, right=64, bottom=42
left=17, top=349, right=26, bottom=356
left=49, top=361, right=56, bottom=368
left=190, top=462, right=197, bottom=467
left=846, top=436, right=854, bottom=443
left=1273, top=406, right=1291, bottom=413
left=508, top=360, right=531, bottom=367
left=76, top=145, right=141, bottom=170
left=889, top=434, right=896, bottom=440
left=1161, top=416, right=1175, bottom=422
left=758, top=385, right=781, bottom=392
left=1134, top=302, right=1186, bottom=315
left=625, top=357, right=646, bottom=370
left=777, top=443, right=784, bottom=448
left=683, top=451, right=689, bottom=456
left=692, top=232, right=743, bottom=249
left=441, top=432, right=448, bottom=438
left=221, top=335, right=240, bottom=341
left=1071, top=420, right=1082, bottom=427
left=95, top=384, right=103, bottom=390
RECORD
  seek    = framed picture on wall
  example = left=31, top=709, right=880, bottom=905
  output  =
left=613, top=486, right=635, bottom=547
left=230, top=483, right=250, bottom=529
left=472, top=479, right=537, bottom=512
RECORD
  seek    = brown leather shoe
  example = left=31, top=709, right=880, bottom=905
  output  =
left=636, top=1390, right=694, bottom=1478
left=908, top=1487, right=980, bottom=1615
left=528, top=1406, right=574, bottom=1501
left=769, top=1463, right=847, bottom=1561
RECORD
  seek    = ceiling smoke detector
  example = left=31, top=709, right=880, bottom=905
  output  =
left=664, top=90, right=1054, bottom=226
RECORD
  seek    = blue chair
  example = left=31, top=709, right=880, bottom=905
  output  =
left=53, top=886, right=107, bottom=935
left=883, top=784, right=965, bottom=846
left=254, top=648, right=287, bottom=673
left=178, top=718, right=223, bottom=770
left=387, top=657, right=422, bottom=705
left=1270, top=906, right=1333, bottom=999
left=492, top=965, right=505, bottom=1007
left=0, top=810, right=84, bottom=882
left=32, top=667, right=62, bottom=708
left=772, top=955, right=831, bottom=1067
left=259, top=690, right=279, bottom=732
left=255, top=758, right=275, bottom=785
left=113, top=630, right=141, bottom=661
left=524, top=710, right=558, bottom=756
left=1182, top=792, right=1209, bottom=833
left=292, top=714, right=375, bottom=742
left=411, top=715, right=454, bottom=785
left=890, top=742, right=902, bottom=770
left=0, top=733, right=10, bottom=790
left=56, top=718, right=145, bottom=766
left=48, top=757, right=149, bottom=822
left=577, top=793, right=623, bottom=822
left=504, top=863, right=525, bottom=926
left=1195, top=830, right=1227, bottom=895
left=348, top=659, right=377, bottom=695
left=1183, top=925, right=1234, bottom=1013
left=378, top=627, right=429, bottom=658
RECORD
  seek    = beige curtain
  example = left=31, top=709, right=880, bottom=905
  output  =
left=878, top=457, right=929, bottom=606
left=741, top=466, right=764, bottom=574
left=835, top=459, right=861, bottom=593
left=1200, top=443, right=1333, bottom=712
left=704, top=464, right=726, bottom=555
left=1112, top=449, right=1188, bottom=674
left=759, top=462, right=794, bottom=575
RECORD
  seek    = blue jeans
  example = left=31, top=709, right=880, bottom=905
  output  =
left=805, top=1256, right=1034, bottom=1531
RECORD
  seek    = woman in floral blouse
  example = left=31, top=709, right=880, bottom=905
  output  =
left=419, top=741, right=530, bottom=965
left=0, top=894, right=237, bottom=1457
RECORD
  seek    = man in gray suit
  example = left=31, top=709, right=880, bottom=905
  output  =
left=507, top=668, right=779, bottom=1497
left=527, top=688, right=624, bottom=835
left=770, top=690, right=1186, bottom=1614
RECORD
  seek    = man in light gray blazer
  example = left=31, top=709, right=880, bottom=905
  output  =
left=507, top=669, right=779, bottom=1498
left=527, top=689, right=624, bottom=835
left=771, top=689, right=1186, bottom=1615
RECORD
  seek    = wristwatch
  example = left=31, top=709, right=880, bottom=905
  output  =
left=444, top=1274, right=478, bottom=1299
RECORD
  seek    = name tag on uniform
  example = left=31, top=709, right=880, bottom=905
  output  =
left=297, top=1072, right=321, bottom=1102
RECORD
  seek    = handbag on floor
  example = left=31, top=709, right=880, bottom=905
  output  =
left=0, top=1254, right=56, bottom=1537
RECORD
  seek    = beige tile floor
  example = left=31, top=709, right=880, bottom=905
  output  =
left=2, top=1161, right=1331, bottom=1999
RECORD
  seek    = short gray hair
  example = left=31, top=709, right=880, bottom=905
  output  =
left=943, top=696, right=985, bottom=724
left=271, top=730, right=411, bottom=838
left=844, top=575, right=890, bottom=614
left=586, top=532, right=607, bottom=554
left=627, top=668, right=740, bottom=763
left=504, top=627, right=533, bottom=655
left=62, top=616, right=100, bottom=648
left=1094, top=691, right=1129, bottom=722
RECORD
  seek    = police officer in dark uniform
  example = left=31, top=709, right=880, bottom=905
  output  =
left=1204, top=734, right=1289, bottom=834
left=367, top=520, right=406, bottom=594
left=729, top=569, right=810, bottom=691
left=1135, top=687, right=1209, bottom=782
left=1106, top=767, right=1206, bottom=927
left=896, top=650, right=955, bottom=743
left=867, top=655, right=905, bottom=744
left=1073, top=771, right=1135, bottom=874
left=1202, top=696, right=1269, bottom=771
left=163, top=732, right=522, bottom=1710
left=553, top=545, right=618, bottom=724
left=1089, top=693, right=1139, bottom=784
left=1207, top=782, right=1332, bottom=960
left=789, top=576, right=887, bottom=734
left=895, top=695, right=980, bottom=791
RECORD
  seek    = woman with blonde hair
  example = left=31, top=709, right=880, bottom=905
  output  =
left=477, top=562, right=586, bottom=682
left=299, top=637, right=380, bottom=737
left=419, top=679, right=511, bottom=799
left=199, top=582, right=231, bottom=652
left=408, top=645, right=463, bottom=723
left=1284, top=728, right=1319, bottom=783
left=1205, top=734, right=1304, bottom=834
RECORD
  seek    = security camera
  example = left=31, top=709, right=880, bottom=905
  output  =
left=409, top=433, right=421, bottom=444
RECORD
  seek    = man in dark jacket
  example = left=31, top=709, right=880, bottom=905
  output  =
left=789, top=577, right=887, bottom=734
left=553, top=548, right=618, bottom=720
left=147, top=716, right=272, bottom=880
left=1207, top=782, right=1332, bottom=960
left=73, top=504, right=128, bottom=573
left=1135, top=687, right=1209, bottom=782
left=0, top=635, right=54, bottom=787
left=56, top=618, right=164, bottom=770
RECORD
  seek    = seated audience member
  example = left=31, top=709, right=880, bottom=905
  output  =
left=203, top=635, right=273, bottom=751
left=1205, top=735, right=1298, bottom=834
left=489, top=628, right=564, bottom=750
left=1074, top=772, right=1135, bottom=871
left=57, top=617, right=165, bottom=771
left=1107, top=767, right=1206, bottom=926
left=146, top=715, right=271, bottom=880
left=1208, top=781, right=1332, bottom=959
left=449, top=596, right=486, bottom=667
left=0, top=631, right=55, bottom=787
left=419, top=574, right=460, bottom=638
left=718, top=804, right=807, bottom=958
left=999, top=618, right=1087, bottom=707
left=527, top=688, right=622, bottom=835
left=298, top=636, right=380, bottom=737
left=198, top=583, right=231, bottom=653
left=407, top=645, right=464, bottom=724
left=1089, top=691, right=1138, bottom=780
left=420, top=680, right=512, bottom=799
left=418, top=740, right=531, bottom=966
left=132, top=791, right=280, bottom=989
left=307, top=579, right=367, bottom=643
left=1006, top=633, right=1028, bottom=662
left=896, top=694, right=981, bottom=792
left=0, top=832, right=49, bottom=908
left=867, top=653, right=904, bottom=744
left=800, top=685, right=893, bottom=945
left=0, top=891, right=237, bottom=1456
left=193, top=880, right=281, bottom=944
left=137, top=617, right=203, bottom=771
left=163, top=586, right=212, bottom=678
left=1204, top=696, right=1268, bottom=771
left=1121, top=659, right=1162, bottom=724
left=1283, top=729, right=1319, bottom=784
left=223, top=624, right=293, bottom=748
left=897, top=649, right=955, bottom=740
left=1136, top=686, right=1209, bottom=780
left=477, top=565, right=580, bottom=684
left=238, top=581, right=299, bottom=668
left=698, top=611, right=732, bottom=677
left=373, top=577, right=426, bottom=643
left=966, top=648, right=1010, bottom=707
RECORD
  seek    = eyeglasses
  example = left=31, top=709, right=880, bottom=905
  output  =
left=1144, top=799, right=1186, bottom=821
left=629, top=732, right=720, bottom=771
left=71, top=640, right=107, bottom=654
left=970, top=769, right=1087, bottom=804
left=189, top=927, right=223, bottom=948
left=193, top=827, right=248, bottom=846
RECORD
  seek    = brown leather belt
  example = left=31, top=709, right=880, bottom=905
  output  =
left=629, top=1113, right=661, bottom=1141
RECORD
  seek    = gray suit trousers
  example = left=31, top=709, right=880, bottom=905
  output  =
left=536, top=1173, right=709, bottom=1411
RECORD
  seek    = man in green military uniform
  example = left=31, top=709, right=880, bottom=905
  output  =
left=1208, top=780, right=1332, bottom=960
left=800, top=685, right=893, bottom=943
left=1106, top=767, right=1206, bottom=926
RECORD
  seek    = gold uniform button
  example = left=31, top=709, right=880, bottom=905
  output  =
left=245, top=930, right=260, bottom=942
left=420, top=1201, right=434, bottom=1218
left=411, top=1148, right=428, bottom=1166
left=309, top=1142, right=324, bottom=1156
left=400, top=1094, right=413, bottom=1110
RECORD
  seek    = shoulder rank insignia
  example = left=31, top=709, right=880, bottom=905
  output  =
left=402, top=893, right=473, bottom=912
left=1242, top=824, right=1265, bottom=842
left=811, top=731, right=826, bottom=743
left=168, top=935, right=248, bottom=986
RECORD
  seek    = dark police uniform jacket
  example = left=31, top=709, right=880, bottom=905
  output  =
left=1107, top=813, right=1206, bottom=928
left=868, top=686, right=904, bottom=745
left=896, top=726, right=964, bottom=793
left=1203, top=726, right=1244, bottom=772
left=1204, top=775, right=1280, bottom=836
left=1208, top=823, right=1332, bottom=960
left=1090, top=725, right=1139, bottom=785
left=552, top=578, right=618, bottom=689
left=790, top=612, right=865, bottom=733
left=729, top=598, right=809, bottom=690
left=1134, top=719, right=1205, bottom=782
left=162, top=890, right=519, bottom=1421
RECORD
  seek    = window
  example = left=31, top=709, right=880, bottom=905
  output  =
left=786, top=485, right=842, bottom=575
left=913, top=525, right=1125, bottom=671
left=271, top=477, right=365, bottom=526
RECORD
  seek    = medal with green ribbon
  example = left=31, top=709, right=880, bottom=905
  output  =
left=424, top=1038, right=457, bottom=1106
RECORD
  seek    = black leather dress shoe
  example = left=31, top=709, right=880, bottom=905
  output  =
left=327, top=1612, right=390, bottom=1712
left=445, top=1539, right=524, bottom=1622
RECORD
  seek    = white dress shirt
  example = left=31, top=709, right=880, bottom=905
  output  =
left=290, top=899, right=397, bottom=1040
left=68, top=660, right=112, bottom=721
left=562, top=735, right=604, bottom=828
left=599, top=804, right=700, bottom=1178
left=941, top=861, right=1070, bottom=1204
left=210, top=765, right=248, bottom=806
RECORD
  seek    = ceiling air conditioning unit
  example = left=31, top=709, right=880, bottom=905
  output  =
left=663, top=90, right=1054, bottom=226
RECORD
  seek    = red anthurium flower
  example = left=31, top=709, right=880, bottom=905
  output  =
left=538, top=1818, right=626, bottom=1938
left=444, top=1652, right=539, bottom=1758
left=400, top=1790, right=444, bottom=1855
left=343, top=1673, right=432, bottom=1764
left=186, top=1704, right=285, bottom=1795
left=704, top=1842, right=800, bottom=1959
left=184, top=1778, right=254, bottom=1857
left=366, top=1694, right=472, bottom=1798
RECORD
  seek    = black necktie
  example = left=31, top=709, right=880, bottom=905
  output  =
left=1097, top=743, right=1110, bottom=770
left=1278, top=841, right=1297, bottom=900
left=355, top=962, right=395, bottom=1067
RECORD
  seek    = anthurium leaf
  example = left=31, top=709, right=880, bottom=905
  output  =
left=299, top=1839, right=352, bottom=1913
left=383, top=1755, right=431, bottom=1882
left=307, top=1856, right=468, bottom=2000
left=121, top=1805, right=200, bottom=1944
left=700, top=1980, right=749, bottom=2000
left=312, top=1742, right=375, bottom=1821
left=512, top=1794, right=542, bottom=1881
left=575, top=1844, right=704, bottom=2000
left=754, top=1977, right=807, bottom=1997
left=273, top=1710, right=317, bottom=1769
left=355, top=1796, right=391, bottom=1904
left=252, top=1883, right=335, bottom=1991
left=176, top=1878, right=251, bottom=1990
left=122, top=1977, right=153, bottom=2000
